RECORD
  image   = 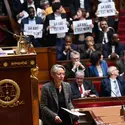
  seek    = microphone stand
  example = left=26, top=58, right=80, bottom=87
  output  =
left=104, top=82, right=125, bottom=118
left=110, top=87, right=125, bottom=118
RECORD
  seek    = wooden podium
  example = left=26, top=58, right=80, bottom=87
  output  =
left=0, top=53, right=39, bottom=125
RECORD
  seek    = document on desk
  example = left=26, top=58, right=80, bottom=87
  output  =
left=61, top=107, right=85, bottom=116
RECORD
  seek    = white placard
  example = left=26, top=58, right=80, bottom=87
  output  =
left=97, top=2, right=116, bottom=17
left=24, top=24, right=43, bottom=38
left=73, top=20, right=92, bottom=35
left=49, top=19, right=68, bottom=34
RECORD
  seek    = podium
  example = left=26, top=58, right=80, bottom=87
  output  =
left=0, top=53, right=39, bottom=125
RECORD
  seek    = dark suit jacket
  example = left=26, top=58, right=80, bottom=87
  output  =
left=70, top=0, right=91, bottom=16
left=71, top=80, right=98, bottom=99
left=65, top=61, right=89, bottom=78
left=116, top=59, right=125, bottom=75
left=100, top=76, right=125, bottom=97
left=103, top=42, right=125, bottom=58
left=56, top=44, right=77, bottom=61
left=40, top=81, right=74, bottom=125
left=94, top=22, right=114, bottom=44
left=20, top=16, right=43, bottom=47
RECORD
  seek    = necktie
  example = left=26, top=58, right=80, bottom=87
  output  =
left=114, top=80, right=121, bottom=96
left=80, top=86, right=83, bottom=94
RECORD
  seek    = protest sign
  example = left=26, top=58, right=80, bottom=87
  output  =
left=73, top=20, right=92, bottom=35
left=97, top=2, right=116, bottom=17
left=24, top=24, right=43, bottom=38
left=49, top=19, right=68, bottom=34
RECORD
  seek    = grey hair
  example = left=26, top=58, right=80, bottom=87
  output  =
left=70, top=51, right=80, bottom=59
left=51, top=64, right=65, bottom=75
left=75, top=70, right=85, bottom=77
left=107, top=66, right=117, bottom=76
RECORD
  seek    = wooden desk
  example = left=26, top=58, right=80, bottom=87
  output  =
left=80, top=106, right=125, bottom=125
left=72, top=97, right=125, bottom=108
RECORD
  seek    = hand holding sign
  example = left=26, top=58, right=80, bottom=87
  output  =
left=73, top=20, right=92, bottom=35
left=97, top=2, right=116, bottom=17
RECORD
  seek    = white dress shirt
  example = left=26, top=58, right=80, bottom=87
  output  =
left=110, top=78, right=121, bottom=97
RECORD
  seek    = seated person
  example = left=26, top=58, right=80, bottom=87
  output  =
left=71, top=70, right=98, bottom=99
left=20, top=7, right=43, bottom=47
left=116, top=50, right=125, bottom=76
left=89, top=51, right=108, bottom=77
left=100, top=66, right=125, bottom=97
left=85, top=36, right=102, bottom=59
left=65, top=51, right=89, bottom=78
left=106, top=33, right=125, bottom=59
left=56, top=34, right=77, bottom=60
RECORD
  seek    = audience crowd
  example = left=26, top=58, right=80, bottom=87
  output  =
left=10, top=0, right=125, bottom=124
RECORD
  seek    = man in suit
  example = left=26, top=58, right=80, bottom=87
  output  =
left=71, top=70, right=98, bottom=99
left=116, top=50, right=125, bottom=75
left=100, top=66, right=125, bottom=97
left=65, top=51, right=89, bottom=78
left=20, top=7, right=43, bottom=47
left=107, top=33, right=125, bottom=59
left=40, top=64, right=77, bottom=125
left=45, top=2, right=67, bottom=46
left=56, top=34, right=77, bottom=60
left=94, top=20, right=115, bottom=58
left=70, top=0, right=91, bottom=18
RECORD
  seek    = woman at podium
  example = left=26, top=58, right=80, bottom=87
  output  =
left=40, top=64, right=77, bottom=125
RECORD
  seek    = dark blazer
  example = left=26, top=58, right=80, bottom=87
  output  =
left=94, top=22, right=114, bottom=44
left=103, top=42, right=125, bottom=58
left=65, top=61, right=89, bottom=78
left=89, top=60, right=108, bottom=77
left=100, top=76, right=125, bottom=97
left=20, top=16, right=43, bottom=47
left=71, top=80, right=98, bottom=99
left=116, top=59, right=125, bottom=75
left=40, top=81, right=74, bottom=125
left=70, top=0, right=91, bottom=16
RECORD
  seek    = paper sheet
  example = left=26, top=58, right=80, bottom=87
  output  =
left=61, top=107, right=85, bottom=116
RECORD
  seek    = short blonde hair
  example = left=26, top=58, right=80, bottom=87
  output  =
left=50, top=64, right=65, bottom=76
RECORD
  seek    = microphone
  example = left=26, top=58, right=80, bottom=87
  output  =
left=104, top=82, right=125, bottom=117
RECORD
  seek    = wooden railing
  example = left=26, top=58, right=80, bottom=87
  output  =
left=72, top=96, right=125, bottom=108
